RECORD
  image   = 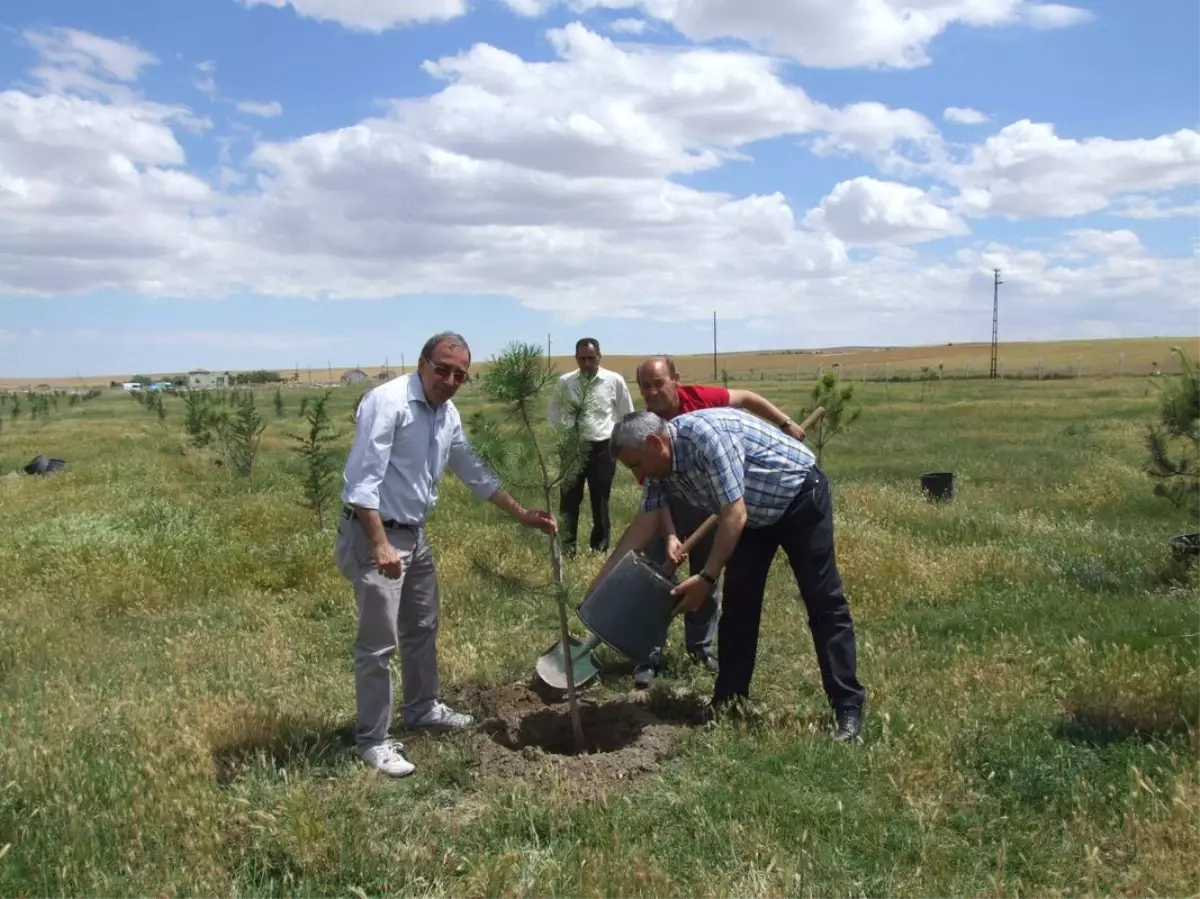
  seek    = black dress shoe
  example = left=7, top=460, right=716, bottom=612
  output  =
left=833, top=707, right=863, bottom=743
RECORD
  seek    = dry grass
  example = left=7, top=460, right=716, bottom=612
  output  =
left=0, top=372, right=1196, bottom=897
left=3, top=335, right=1196, bottom=389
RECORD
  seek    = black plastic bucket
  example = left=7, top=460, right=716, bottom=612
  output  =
left=577, top=551, right=677, bottom=661
left=1169, top=532, right=1199, bottom=561
left=23, top=454, right=66, bottom=476
left=920, top=471, right=954, bottom=501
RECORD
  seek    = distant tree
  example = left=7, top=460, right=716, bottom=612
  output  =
left=274, top=387, right=285, bottom=418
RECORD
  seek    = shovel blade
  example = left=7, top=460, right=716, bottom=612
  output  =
left=535, top=635, right=601, bottom=691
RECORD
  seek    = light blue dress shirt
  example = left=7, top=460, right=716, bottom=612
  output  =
left=341, top=373, right=501, bottom=525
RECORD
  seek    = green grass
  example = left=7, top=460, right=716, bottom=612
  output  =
left=1, top=377, right=1196, bottom=897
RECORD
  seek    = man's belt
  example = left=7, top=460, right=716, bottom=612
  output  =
left=341, top=505, right=416, bottom=531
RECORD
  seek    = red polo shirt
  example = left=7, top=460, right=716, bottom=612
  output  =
left=671, top=384, right=730, bottom=417
left=635, top=384, right=730, bottom=484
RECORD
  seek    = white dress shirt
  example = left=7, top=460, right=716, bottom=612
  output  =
left=548, top=366, right=635, bottom=442
left=341, top=373, right=500, bottom=525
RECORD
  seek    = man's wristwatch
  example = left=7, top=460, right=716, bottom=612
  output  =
left=698, top=570, right=717, bottom=585
left=779, top=417, right=794, bottom=430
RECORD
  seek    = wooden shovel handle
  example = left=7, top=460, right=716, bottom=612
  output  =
left=798, top=405, right=826, bottom=434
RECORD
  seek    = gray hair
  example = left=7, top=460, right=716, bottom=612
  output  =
left=420, top=331, right=471, bottom=363
left=610, top=410, right=668, bottom=453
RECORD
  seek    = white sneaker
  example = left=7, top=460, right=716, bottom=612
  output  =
left=359, top=740, right=415, bottom=777
left=405, top=701, right=475, bottom=731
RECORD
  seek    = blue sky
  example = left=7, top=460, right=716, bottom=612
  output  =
left=0, top=0, right=1197, bottom=378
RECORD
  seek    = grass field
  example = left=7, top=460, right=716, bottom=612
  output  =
left=1, top=370, right=1197, bottom=897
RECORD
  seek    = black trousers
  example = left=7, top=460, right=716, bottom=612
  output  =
left=559, top=439, right=615, bottom=554
left=713, top=466, right=866, bottom=712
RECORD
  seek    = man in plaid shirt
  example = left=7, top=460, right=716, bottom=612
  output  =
left=592, top=406, right=866, bottom=742
left=630, top=355, right=811, bottom=688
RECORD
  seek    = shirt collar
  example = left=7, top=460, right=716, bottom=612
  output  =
left=407, top=372, right=434, bottom=409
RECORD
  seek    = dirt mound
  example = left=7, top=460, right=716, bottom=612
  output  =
left=444, top=681, right=709, bottom=798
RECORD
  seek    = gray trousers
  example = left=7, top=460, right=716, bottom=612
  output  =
left=641, top=493, right=720, bottom=665
left=334, top=513, right=440, bottom=748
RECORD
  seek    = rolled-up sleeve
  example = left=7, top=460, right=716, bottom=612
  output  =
left=448, top=417, right=502, bottom=500
left=342, top=390, right=398, bottom=510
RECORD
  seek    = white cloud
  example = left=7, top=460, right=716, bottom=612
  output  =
left=1022, top=3, right=1094, bottom=28
left=24, top=27, right=157, bottom=82
left=1062, top=229, right=1144, bottom=257
left=608, top=17, right=650, bottom=33
left=0, top=23, right=1196, bottom=348
left=236, top=99, right=283, bottom=117
left=497, top=0, right=1093, bottom=69
left=193, top=60, right=218, bottom=98
left=239, top=0, right=467, bottom=30
left=1109, top=195, right=1200, bottom=220
left=946, top=120, right=1200, bottom=219
left=944, top=106, right=988, bottom=125
left=803, top=176, right=970, bottom=244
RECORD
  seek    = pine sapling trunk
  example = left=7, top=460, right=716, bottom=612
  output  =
left=517, top=401, right=585, bottom=753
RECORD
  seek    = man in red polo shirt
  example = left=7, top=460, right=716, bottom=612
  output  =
left=630, top=355, right=807, bottom=687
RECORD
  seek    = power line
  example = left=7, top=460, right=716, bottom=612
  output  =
left=990, top=268, right=1003, bottom=380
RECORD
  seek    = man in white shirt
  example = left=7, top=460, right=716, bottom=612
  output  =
left=336, top=331, right=558, bottom=778
left=548, top=337, right=635, bottom=556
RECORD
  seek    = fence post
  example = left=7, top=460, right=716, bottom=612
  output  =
left=1076, top=356, right=1083, bottom=378
left=1117, top=353, right=1124, bottom=380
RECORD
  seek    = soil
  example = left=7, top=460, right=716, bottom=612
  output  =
left=441, top=680, right=710, bottom=798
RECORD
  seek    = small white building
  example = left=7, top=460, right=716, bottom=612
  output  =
left=188, top=369, right=227, bottom=389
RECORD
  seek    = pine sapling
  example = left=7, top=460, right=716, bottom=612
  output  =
left=472, top=341, right=597, bottom=752
left=799, top=368, right=862, bottom=465
left=1145, top=345, right=1199, bottom=522
left=291, top=390, right=341, bottom=529
left=224, top=391, right=266, bottom=478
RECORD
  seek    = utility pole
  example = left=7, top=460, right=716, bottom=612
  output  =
left=712, top=311, right=718, bottom=381
left=990, top=268, right=1003, bottom=380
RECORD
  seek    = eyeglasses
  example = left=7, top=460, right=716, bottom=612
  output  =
left=429, top=362, right=470, bottom=384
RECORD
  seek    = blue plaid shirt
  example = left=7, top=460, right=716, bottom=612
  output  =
left=638, top=407, right=817, bottom=528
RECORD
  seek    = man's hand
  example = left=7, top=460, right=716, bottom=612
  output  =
left=670, top=574, right=711, bottom=614
left=665, top=534, right=686, bottom=566
left=372, top=540, right=403, bottom=579
left=783, top=421, right=807, bottom=442
left=519, top=508, right=558, bottom=536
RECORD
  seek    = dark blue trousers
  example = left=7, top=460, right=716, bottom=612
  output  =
left=712, top=467, right=866, bottom=712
